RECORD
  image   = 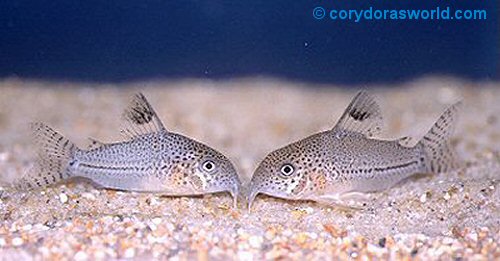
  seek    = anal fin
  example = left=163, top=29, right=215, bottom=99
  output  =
left=339, top=191, right=371, bottom=201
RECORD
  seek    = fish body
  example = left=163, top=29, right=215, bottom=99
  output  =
left=16, top=93, right=240, bottom=206
left=248, top=91, right=461, bottom=209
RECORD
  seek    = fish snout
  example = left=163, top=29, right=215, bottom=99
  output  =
left=216, top=162, right=241, bottom=208
left=247, top=177, right=264, bottom=211
left=246, top=167, right=268, bottom=210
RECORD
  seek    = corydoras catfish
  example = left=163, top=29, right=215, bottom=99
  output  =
left=15, top=93, right=241, bottom=207
left=248, top=91, right=461, bottom=209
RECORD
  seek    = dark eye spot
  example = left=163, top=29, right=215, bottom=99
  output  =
left=280, top=164, right=294, bottom=176
left=202, top=160, right=216, bottom=172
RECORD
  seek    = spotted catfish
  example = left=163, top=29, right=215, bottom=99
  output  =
left=15, top=93, right=241, bottom=206
left=248, top=91, right=461, bottom=209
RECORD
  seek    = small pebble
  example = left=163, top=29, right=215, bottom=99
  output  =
left=419, top=193, right=427, bottom=203
left=124, top=248, right=135, bottom=258
left=82, top=192, right=96, bottom=201
left=443, top=192, right=451, bottom=201
left=442, top=237, right=454, bottom=245
left=0, top=152, right=9, bottom=162
left=74, top=251, right=88, bottom=261
left=39, top=246, right=50, bottom=257
left=237, top=251, right=253, bottom=261
left=367, top=243, right=386, bottom=256
left=248, top=236, right=263, bottom=249
left=152, top=217, right=162, bottom=225
left=94, top=250, right=106, bottom=259
left=22, top=224, right=32, bottom=231
left=283, top=229, right=293, bottom=237
left=303, top=206, right=314, bottom=214
left=466, top=232, right=478, bottom=242
left=166, top=222, right=175, bottom=232
left=59, top=193, right=68, bottom=203
left=378, top=237, right=386, bottom=248
left=12, top=237, right=24, bottom=246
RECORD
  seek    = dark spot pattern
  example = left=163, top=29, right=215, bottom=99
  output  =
left=349, top=108, right=370, bottom=121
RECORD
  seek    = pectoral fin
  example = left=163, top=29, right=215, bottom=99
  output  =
left=313, top=193, right=367, bottom=210
left=339, top=191, right=371, bottom=201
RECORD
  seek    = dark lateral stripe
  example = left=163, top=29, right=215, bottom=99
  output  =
left=374, top=161, right=419, bottom=173
left=79, top=162, right=135, bottom=171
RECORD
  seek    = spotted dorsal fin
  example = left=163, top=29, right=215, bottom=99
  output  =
left=121, top=93, right=166, bottom=139
left=333, top=91, right=383, bottom=138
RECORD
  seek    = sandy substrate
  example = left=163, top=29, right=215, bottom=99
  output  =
left=0, top=77, right=499, bottom=260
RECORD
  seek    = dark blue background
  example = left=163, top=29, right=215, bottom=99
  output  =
left=0, top=1, right=498, bottom=84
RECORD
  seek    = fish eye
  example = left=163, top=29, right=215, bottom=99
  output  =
left=202, top=160, right=216, bottom=172
left=280, top=164, right=294, bottom=176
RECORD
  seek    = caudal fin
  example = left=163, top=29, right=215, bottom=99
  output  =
left=419, top=102, right=462, bottom=173
left=15, top=123, right=78, bottom=190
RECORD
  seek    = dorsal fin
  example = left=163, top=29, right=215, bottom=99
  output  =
left=333, top=91, right=383, bottom=138
left=121, top=93, right=166, bottom=139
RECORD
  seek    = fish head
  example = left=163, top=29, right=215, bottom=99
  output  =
left=168, top=134, right=241, bottom=207
left=195, top=150, right=241, bottom=206
left=248, top=141, right=315, bottom=210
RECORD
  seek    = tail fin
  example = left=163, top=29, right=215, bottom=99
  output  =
left=15, top=123, right=78, bottom=190
left=419, top=102, right=462, bottom=173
